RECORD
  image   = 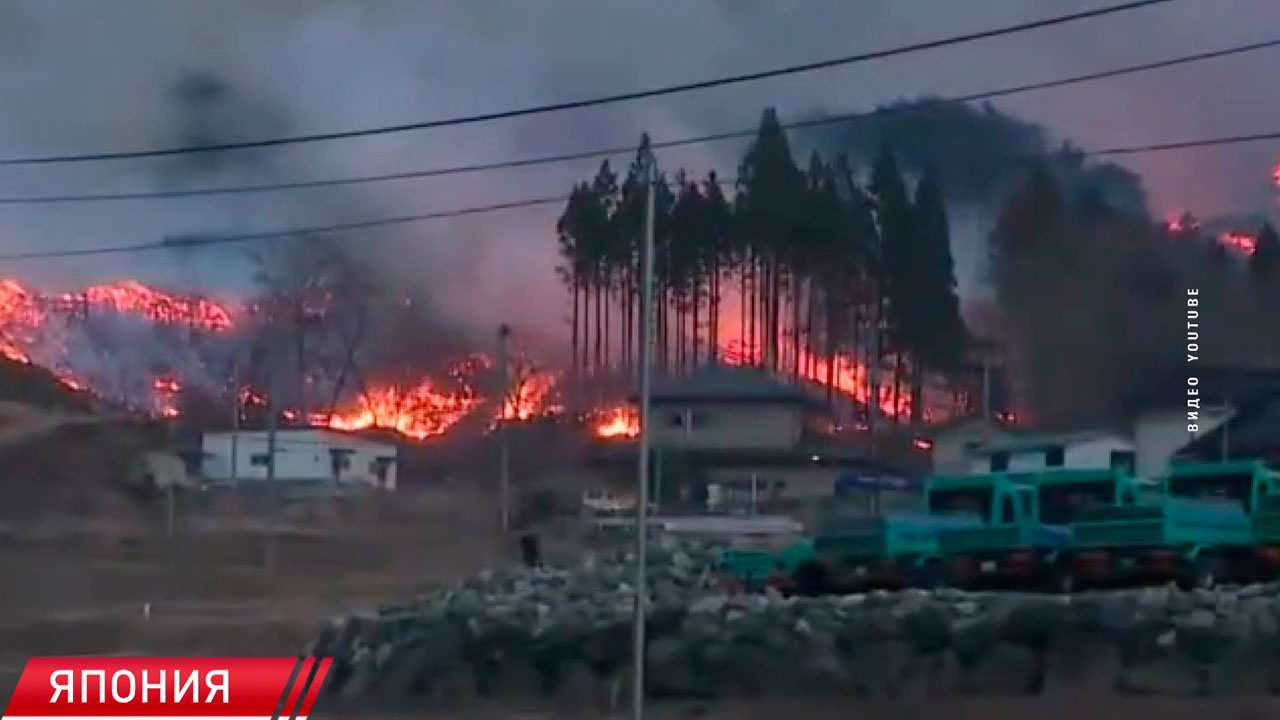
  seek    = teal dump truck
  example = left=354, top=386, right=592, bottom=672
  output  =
left=923, top=469, right=1137, bottom=590
left=802, top=471, right=1078, bottom=591
left=1058, top=460, right=1280, bottom=588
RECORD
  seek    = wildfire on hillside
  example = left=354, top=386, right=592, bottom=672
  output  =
left=0, top=278, right=237, bottom=399
left=0, top=275, right=959, bottom=443
left=1220, top=230, right=1258, bottom=256
left=319, top=380, right=484, bottom=441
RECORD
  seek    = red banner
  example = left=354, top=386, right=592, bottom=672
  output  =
left=3, top=657, right=332, bottom=720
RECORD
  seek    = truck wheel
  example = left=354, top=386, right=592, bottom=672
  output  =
left=793, top=560, right=828, bottom=597
left=1047, top=563, right=1077, bottom=595
left=1191, top=555, right=1219, bottom=589
left=914, top=560, right=946, bottom=590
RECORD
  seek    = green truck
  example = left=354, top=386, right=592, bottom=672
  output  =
left=1057, top=459, right=1280, bottom=588
left=718, top=461, right=1280, bottom=594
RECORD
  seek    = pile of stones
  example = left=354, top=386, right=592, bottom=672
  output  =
left=308, top=540, right=1280, bottom=704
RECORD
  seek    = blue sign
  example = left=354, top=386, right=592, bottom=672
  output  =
left=834, top=473, right=918, bottom=494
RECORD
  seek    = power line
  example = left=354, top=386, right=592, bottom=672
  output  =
left=0, top=0, right=1183, bottom=167
left=1, top=126, right=1278, bottom=263
left=1, top=35, right=1274, bottom=206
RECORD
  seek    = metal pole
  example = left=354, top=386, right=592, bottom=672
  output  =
left=264, top=345, right=279, bottom=575
left=497, top=324, right=512, bottom=534
left=230, top=360, right=240, bottom=483
left=632, top=149, right=656, bottom=720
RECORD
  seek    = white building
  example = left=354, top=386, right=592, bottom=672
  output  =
left=968, top=430, right=1135, bottom=474
left=1132, top=407, right=1232, bottom=478
left=200, top=429, right=397, bottom=490
left=928, top=416, right=1016, bottom=475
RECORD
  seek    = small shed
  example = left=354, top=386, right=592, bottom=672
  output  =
left=970, top=430, right=1135, bottom=474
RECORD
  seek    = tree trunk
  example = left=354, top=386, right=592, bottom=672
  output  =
left=594, top=269, right=603, bottom=378
left=748, top=257, right=758, bottom=365
left=710, top=261, right=721, bottom=364
left=571, top=275, right=580, bottom=385
left=770, top=259, right=783, bottom=374
left=791, top=273, right=802, bottom=383
left=325, top=307, right=368, bottom=421
left=604, top=275, right=612, bottom=374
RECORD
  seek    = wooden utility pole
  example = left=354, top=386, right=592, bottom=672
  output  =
left=632, top=147, right=657, bottom=720
left=230, top=359, right=240, bottom=483
left=263, top=344, right=279, bottom=575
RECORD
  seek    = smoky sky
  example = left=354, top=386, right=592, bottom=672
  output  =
left=0, top=0, right=1277, bottom=346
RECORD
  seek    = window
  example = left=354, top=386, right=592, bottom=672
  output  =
left=1038, top=481, right=1116, bottom=524
left=689, top=411, right=710, bottom=428
left=929, top=487, right=993, bottom=520
left=1167, top=473, right=1252, bottom=510
left=1000, top=496, right=1017, bottom=524
left=329, top=448, right=354, bottom=478
left=990, top=452, right=1010, bottom=472
left=1110, top=451, right=1136, bottom=476
left=1045, top=447, right=1064, bottom=467
left=249, top=453, right=270, bottom=467
left=668, top=413, right=685, bottom=427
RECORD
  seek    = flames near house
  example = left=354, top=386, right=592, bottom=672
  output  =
left=0, top=274, right=973, bottom=443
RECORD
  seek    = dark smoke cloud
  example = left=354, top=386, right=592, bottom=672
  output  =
left=0, top=0, right=1276, bottom=352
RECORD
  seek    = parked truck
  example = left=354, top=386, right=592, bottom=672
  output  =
left=1056, top=459, right=1280, bottom=588
left=717, top=461, right=1280, bottom=594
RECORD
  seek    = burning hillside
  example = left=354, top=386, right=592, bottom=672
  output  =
left=0, top=272, right=956, bottom=444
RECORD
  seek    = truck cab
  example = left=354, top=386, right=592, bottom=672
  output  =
left=927, top=469, right=1119, bottom=589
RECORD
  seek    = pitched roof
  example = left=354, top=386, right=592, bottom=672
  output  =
left=1176, top=389, right=1280, bottom=460
left=638, top=364, right=823, bottom=407
left=927, top=413, right=1012, bottom=437
left=973, top=429, right=1131, bottom=455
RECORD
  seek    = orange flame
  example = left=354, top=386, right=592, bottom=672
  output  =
left=320, top=379, right=483, bottom=440
left=594, top=404, right=640, bottom=439
left=1221, top=230, right=1258, bottom=256
left=498, top=367, right=562, bottom=421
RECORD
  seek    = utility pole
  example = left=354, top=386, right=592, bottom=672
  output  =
left=867, top=328, right=880, bottom=459
left=230, top=359, right=240, bottom=484
left=497, top=324, right=512, bottom=534
left=263, top=344, right=279, bottom=575
left=632, top=147, right=656, bottom=720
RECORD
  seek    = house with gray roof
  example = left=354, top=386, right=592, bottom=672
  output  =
left=594, top=363, right=918, bottom=521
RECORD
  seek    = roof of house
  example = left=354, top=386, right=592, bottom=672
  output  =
left=635, top=364, right=824, bottom=408
left=972, top=429, right=1131, bottom=456
left=927, top=413, right=1014, bottom=438
left=1176, top=389, right=1280, bottom=461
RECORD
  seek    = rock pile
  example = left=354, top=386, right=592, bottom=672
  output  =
left=308, top=541, right=1280, bottom=705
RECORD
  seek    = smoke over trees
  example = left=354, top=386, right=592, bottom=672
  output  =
left=556, top=99, right=1280, bottom=430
